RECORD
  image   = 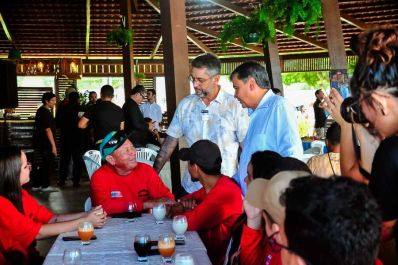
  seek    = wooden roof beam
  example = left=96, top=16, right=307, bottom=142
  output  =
left=187, top=32, right=213, bottom=53
left=145, top=0, right=262, bottom=54
left=186, top=22, right=263, bottom=54
left=0, top=12, right=14, bottom=45
left=150, top=35, right=162, bottom=59
left=340, top=12, right=366, bottom=30
left=207, top=0, right=328, bottom=50
left=85, top=0, right=91, bottom=57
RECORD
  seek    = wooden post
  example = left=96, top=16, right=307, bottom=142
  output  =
left=121, top=0, right=135, bottom=101
left=322, top=0, right=349, bottom=95
left=263, top=41, right=284, bottom=94
left=159, top=0, right=190, bottom=196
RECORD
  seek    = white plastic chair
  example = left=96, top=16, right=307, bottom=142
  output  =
left=311, top=140, right=326, bottom=155
left=82, top=150, right=102, bottom=179
left=303, top=146, right=321, bottom=155
left=84, top=197, right=92, bottom=212
left=146, top=143, right=160, bottom=152
left=136, top=147, right=158, bottom=166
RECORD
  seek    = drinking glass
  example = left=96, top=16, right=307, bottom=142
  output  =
left=62, top=248, right=82, bottom=265
left=152, top=203, right=166, bottom=224
left=175, top=253, right=195, bottom=265
left=158, top=234, right=175, bottom=263
left=127, top=201, right=137, bottom=222
left=78, top=221, right=94, bottom=245
left=133, top=234, right=151, bottom=262
left=172, top=215, right=188, bottom=240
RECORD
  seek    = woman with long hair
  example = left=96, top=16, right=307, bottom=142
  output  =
left=0, top=146, right=107, bottom=264
left=326, top=26, right=398, bottom=255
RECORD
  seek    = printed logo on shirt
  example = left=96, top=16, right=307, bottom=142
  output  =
left=111, top=191, right=123, bottom=198
left=138, top=189, right=150, bottom=201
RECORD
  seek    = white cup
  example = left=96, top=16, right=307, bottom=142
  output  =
left=152, top=203, right=166, bottom=223
left=175, top=253, right=195, bottom=265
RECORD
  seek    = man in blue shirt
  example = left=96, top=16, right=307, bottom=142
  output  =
left=231, top=61, right=303, bottom=194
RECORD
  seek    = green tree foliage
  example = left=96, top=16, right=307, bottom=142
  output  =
left=282, top=71, right=329, bottom=88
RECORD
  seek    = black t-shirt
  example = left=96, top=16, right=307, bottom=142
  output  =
left=34, top=106, right=56, bottom=148
left=56, top=103, right=84, bottom=144
left=313, top=98, right=326, bottom=128
left=83, top=100, right=124, bottom=143
left=369, top=136, right=398, bottom=251
left=122, top=98, right=148, bottom=147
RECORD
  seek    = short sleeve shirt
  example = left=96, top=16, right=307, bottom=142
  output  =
left=167, top=89, right=249, bottom=193
left=0, top=190, right=53, bottom=255
left=34, top=106, right=56, bottom=147
left=83, top=100, right=124, bottom=142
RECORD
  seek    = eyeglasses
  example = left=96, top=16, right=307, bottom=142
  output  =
left=188, top=76, right=212, bottom=84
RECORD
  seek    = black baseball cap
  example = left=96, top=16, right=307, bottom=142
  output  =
left=179, top=140, right=222, bottom=168
left=99, top=130, right=129, bottom=160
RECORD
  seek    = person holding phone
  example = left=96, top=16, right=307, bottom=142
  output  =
left=0, top=146, right=107, bottom=264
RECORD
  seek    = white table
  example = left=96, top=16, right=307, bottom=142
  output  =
left=44, top=214, right=212, bottom=264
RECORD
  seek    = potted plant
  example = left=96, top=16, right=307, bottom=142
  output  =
left=8, top=48, right=22, bottom=60
left=107, top=27, right=134, bottom=47
left=219, top=0, right=322, bottom=50
left=219, top=10, right=271, bottom=50
left=134, top=72, right=146, bottom=84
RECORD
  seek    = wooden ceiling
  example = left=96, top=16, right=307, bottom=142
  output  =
left=0, top=0, right=397, bottom=59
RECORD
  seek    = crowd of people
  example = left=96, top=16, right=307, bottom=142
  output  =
left=0, top=26, right=397, bottom=265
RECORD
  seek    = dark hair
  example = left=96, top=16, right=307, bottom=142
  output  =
left=283, top=176, right=381, bottom=265
left=276, top=157, right=311, bottom=175
left=147, top=89, right=156, bottom=95
left=89, top=91, right=97, bottom=97
left=41, top=92, right=56, bottom=104
left=0, top=146, right=24, bottom=214
left=272, top=88, right=281, bottom=95
left=189, top=160, right=221, bottom=175
left=144, top=117, right=152, bottom=123
left=131, top=85, right=146, bottom=96
left=250, top=151, right=282, bottom=180
left=326, top=122, right=341, bottom=146
left=68, top=91, right=80, bottom=105
left=350, top=27, right=398, bottom=98
left=314, top=89, right=323, bottom=96
left=230, top=61, right=271, bottom=90
left=100, top=85, right=114, bottom=97
left=191, top=53, right=221, bottom=77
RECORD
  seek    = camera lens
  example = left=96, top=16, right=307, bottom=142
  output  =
left=340, top=97, right=369, bottom=124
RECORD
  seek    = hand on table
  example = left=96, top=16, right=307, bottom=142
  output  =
left=87, top=205, right=107, bottom=228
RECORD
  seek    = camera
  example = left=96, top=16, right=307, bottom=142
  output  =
left=340, top=97, right=369, bottom=124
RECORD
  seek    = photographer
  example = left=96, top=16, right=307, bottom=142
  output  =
left=325, top=27, right=398, bottom=252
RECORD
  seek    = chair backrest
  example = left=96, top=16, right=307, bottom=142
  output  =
left=146, top=143, right=160, bottom=152
left=136, top=147, right=158, bottom=166
left=84, top=197, right=92, bottom=212
left=83, top=150, right=102, bottom=179
left=311, top=140, right=326, bottom=154
left=303, top=146, right=321, bottom=155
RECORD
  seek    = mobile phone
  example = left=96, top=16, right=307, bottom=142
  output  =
left=62, top=235, right=97, bottom=241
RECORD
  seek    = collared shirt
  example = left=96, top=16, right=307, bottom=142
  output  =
left=140, top=102, right=162, bottom=130
left=307, top=152, right=341, bottom=177
left=167, top=89, right=249, bottom=193
left=235, top=90, right=303, bottom=195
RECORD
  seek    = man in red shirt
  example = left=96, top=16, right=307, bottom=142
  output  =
left=168, top=140, right=242, bottom=265
left=91, top=131, right=174, bottom=214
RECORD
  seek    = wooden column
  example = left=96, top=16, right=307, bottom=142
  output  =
left=159, top=0, right=190, bottom=197
left=263, top=41, right=284, bottom=94
left=322, top=0, right=349, bottom=96
left=121, top=0, right=135, bottom=100
left=322, top=0, right=347, bottom=70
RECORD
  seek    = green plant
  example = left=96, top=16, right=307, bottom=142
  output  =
left=107, top=27, right=134, bottom=47
left=219, top=0, right=322, bottom=50
left=219, top=9, right=271, bottom=51
left=261, top=0, right=322, bottom=36
left=8, top=48, right=22, bottom=60
left=134, top=72, right=146, bottom=80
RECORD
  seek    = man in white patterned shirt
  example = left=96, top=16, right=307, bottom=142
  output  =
left=153, top=53, right=249, bottom=193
